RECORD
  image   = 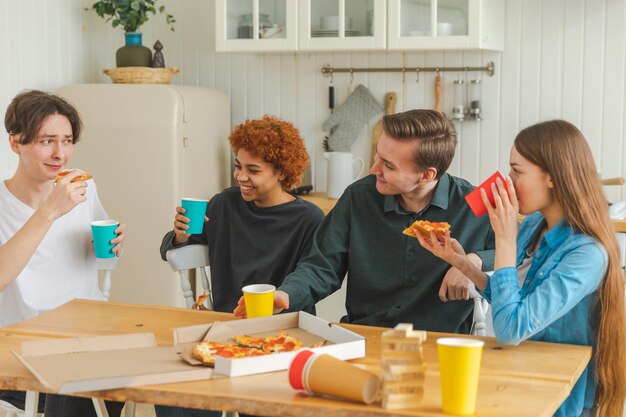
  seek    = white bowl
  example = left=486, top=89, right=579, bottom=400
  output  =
left=437, top=22, right=454, bottom=36
left=320, top=16, right=339, bottom=30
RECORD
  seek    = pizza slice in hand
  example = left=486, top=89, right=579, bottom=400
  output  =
left=54, top=169, right=93, bottom=183
left=403, top=219, right=450, bottom=240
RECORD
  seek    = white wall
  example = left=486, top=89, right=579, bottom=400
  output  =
left=0, top=0, right=92, bottom=180
left=2, top=1, right=626, bottom=202
left=78, top=0, right=626, bottom=202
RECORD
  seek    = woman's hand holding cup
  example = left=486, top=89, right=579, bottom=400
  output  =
left=172, top=205, right=209, bottom=245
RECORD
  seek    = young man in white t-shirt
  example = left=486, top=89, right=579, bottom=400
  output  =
left=0, top=90, right=126, bottom=417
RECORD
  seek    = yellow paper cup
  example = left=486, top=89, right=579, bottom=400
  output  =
left=437, top=337, right=484, bottom=415
left=242, top=284, right=275, bottom=318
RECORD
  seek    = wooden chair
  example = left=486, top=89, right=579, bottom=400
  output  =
left=96, top=256, right=120, bottom=301
left=165, top=245, right=238, bottom=417
left=470, top=287, right=491, bottom=337
left=165, top=244, right=213, bottom=310
left=0, top=391, right=41, bottom=417
left=0, top=259, right=136, bottom=417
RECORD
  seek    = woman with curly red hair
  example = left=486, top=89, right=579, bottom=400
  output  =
left=157, top=116, right=323, bottom=417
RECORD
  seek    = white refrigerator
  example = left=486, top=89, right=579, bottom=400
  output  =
left=56, top=84, right=231, bottom=308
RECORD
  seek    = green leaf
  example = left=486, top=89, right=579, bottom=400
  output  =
left=89, top=0, right=175, bottom=32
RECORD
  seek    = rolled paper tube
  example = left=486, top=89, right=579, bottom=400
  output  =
left=305, top=354, right=381, bottom=404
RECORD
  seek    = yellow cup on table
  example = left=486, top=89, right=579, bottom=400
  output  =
left=242, top=284, right=275, bottom=318
left=437, top=337, right=484, bottom=415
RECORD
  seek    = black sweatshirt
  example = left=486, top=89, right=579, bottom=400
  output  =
left=160, top=187, right=324, bottom=313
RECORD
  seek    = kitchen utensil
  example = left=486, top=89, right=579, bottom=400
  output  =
left=325, top=152, right=365, bottom=199
left=434, top=73, right=442, bottom=112
left=370, top=92, right=397, bottom=167
left=323, top=78, right=335, bottom=152
left=600, top=177, right=625, bottom=186
left=437, top=22, right=454, bottom=36
left=323, top=85, right=382, bottom=152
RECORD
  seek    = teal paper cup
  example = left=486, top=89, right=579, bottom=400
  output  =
left=182, top=198, right=208, bottom=235
left=91, top=220, right=119, bottom=258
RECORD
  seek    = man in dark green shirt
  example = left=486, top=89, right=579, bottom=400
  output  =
left=235, top=110, right=495, bottom=333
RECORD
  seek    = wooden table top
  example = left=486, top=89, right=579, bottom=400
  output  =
left=0, top=299, right=591, bottom=417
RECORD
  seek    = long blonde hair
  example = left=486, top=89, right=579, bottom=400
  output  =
left=514, top=120, right=625, bottom=417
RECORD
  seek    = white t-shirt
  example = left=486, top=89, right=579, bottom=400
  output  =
left=0, top=179, right=108, bottom=326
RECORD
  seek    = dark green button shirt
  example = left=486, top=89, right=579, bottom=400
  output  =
left=280, top=174, right=495, bottom=333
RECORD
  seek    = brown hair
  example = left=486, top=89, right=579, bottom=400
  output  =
left=514, top=120, right=625, bottom=417
left=228, top=115, right=309, bottom=190
left=4, top=90, right=82, bottom=144
left=382, top=109, right=456, bottom=179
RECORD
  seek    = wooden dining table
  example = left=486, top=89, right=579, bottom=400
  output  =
left=0, top=299, right=590, bottom=417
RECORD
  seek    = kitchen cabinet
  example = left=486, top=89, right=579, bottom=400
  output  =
left=215, top=0, right=298, bottom=52
left=298, top=0, right=387, bottom=51
left=215, top=0, right=502, bottom=52
left=387, top=0, right=504, bottom=51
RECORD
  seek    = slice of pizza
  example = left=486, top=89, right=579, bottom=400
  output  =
left=192, top=341, right=226, bottom=365
left=403, top=219, right=451, bottom=240
left=54, top=169, right=93, bottom=183
left=260, top=333, right=304, bottom=353
left=195, top=291, right=209, bottom=306
left=192, top=341, right=270, bottom=365
left=233, top=335, right=266, bottom=349
left=234, top=332, right=304, bottom=353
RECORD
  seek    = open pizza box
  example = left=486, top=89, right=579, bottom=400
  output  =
left=10, top=332, right=213, bottom=394
left=10, top=312, right=365, bottom=393
left=174, top=311, right=366, bottom=377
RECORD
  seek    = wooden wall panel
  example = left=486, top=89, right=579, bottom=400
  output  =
left=2, top=0, right=626, bottom=202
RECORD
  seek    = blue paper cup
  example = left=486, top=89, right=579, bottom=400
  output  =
left=182, top=198, right=208, bottom=235
left=91, top=220, right=119, bottom=259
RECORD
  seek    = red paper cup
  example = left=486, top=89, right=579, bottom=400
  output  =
left=465, top=171, right=508, bottom=217
left=288, top=349, right=315, bottom=390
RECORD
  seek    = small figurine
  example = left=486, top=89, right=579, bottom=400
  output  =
left=151, top=40, right=165, bottom=68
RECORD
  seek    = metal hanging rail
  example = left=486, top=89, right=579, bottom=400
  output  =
left=321, top=61, right=495, bottom=77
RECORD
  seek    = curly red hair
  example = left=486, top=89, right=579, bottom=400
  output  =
left=229, top=115, right=309, bottom=190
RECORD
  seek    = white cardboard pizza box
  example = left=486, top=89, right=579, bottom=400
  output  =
left=174, top=311, right=366, bottom=377
left=11, top=332, right=213, bottom=394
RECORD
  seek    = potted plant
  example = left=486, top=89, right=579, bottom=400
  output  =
left=89, top=0, right=176, bottom=68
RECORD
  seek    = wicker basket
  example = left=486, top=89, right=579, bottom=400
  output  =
left=103, top=67, right=180, bottom=84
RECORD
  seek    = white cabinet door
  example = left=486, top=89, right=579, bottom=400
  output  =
left=298, top=0, right=386, bottom=51
left=215, top=0, right=298, bottom=52
left=387, top=0, right=503, bottom=51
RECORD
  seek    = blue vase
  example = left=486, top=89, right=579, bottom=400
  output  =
left=116, top=32, right=152, bottom=67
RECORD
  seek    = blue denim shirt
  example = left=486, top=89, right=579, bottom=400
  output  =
left=481, top=212, right=606, bottom=417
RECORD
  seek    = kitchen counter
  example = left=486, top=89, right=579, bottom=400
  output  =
left=302, top=193, right=626, bottom=233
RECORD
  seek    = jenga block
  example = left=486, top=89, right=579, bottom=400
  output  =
left=380, top=323, right=427, bottom=409
left=380, top=350, right=424, bottom=361
left=381, top=379, right=426, bottom=392
left=382, top=391, right=425, bottom=410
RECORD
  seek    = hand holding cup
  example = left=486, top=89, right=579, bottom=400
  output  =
left=173, top=199, right=209, bottom=245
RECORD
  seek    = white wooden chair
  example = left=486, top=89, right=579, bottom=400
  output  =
left=166, top=244, right=213, bottom=310
left=470, top=289, right=491, bottom=337
left=0, top=258, right=136, bottom=417
left=0, top=391, right=40, bottom=417
left=96, top=256, right=120, bottom=301
left=165, top=245, right=239, bottom=417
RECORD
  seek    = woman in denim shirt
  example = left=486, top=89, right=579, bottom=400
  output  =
left=417, top=120, right=625, bottom=417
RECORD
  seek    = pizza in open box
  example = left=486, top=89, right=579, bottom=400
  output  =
left=192, top=333, right=304, bottom=366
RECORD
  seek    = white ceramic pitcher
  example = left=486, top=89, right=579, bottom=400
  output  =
left=325, top=152, right=365, bottom=199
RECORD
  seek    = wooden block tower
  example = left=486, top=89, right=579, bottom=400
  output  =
left=380, top=323, right=427, bottom=409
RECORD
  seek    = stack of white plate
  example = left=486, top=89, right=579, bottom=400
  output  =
left=311, top=29, right=360, bottom=37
